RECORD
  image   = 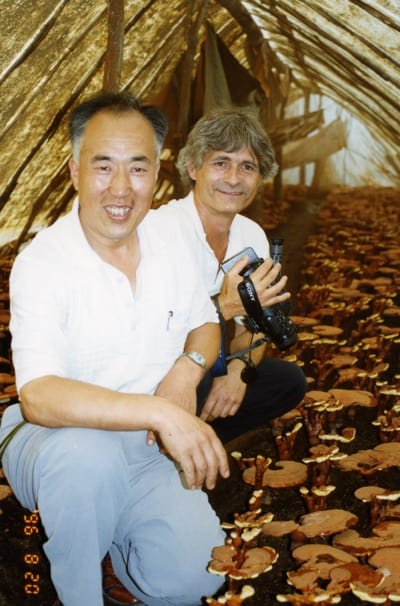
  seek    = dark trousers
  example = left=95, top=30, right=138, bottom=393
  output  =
left=197, top=357, right=307, bottom=444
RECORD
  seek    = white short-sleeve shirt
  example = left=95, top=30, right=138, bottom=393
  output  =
left=10, top=199, right=217, bottom=395
left=162, top=192, right=270, bottom=296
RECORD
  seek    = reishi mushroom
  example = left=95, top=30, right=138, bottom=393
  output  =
left=242, top=460, right=308, bottom=489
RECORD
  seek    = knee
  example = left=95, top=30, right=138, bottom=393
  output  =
left=131, top=514, right=226, bottom=604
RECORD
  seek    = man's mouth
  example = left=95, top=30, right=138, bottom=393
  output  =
left=105, top=205, right=131, bottom=218
left=218, top=190, right=243, bottom=197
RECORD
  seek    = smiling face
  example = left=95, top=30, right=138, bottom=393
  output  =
left=188, top=147, right=263, bottom=219
left=69, top=109, right=160, bottom=250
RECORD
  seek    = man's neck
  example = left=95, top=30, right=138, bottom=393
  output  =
left=84, top=227, right=140, bottom=291
left=195, top=202, right=234, bottom=264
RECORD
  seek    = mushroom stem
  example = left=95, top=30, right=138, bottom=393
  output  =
left=254, top=455, right=270, bottom=491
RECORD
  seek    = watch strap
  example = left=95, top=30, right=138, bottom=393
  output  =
left=179, top=351, right=206, bottom=370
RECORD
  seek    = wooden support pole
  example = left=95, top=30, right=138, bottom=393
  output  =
left=173, top=0, right=208, bottom=198
left=103, top=0, right=125, bottom=92
left=176, top=0, right=208, bottom=141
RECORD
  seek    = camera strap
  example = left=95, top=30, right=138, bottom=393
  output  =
left=237, top=277, right=266, bottom=334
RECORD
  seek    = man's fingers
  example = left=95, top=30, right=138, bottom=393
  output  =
left=180, top=455, right=198, bottom=490
left=181, top=433, right=230, bottom=490
left=231, top=255, right=253, bottom=274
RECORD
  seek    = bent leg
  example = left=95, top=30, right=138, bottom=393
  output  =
left=110, top=446, right=226, bottom=606
left=202, top=357, right=307, bottom=443
left=2, top=408, right=131, bottom=606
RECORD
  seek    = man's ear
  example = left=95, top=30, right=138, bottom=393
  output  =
left=187, top=164, right=197, bottom=181
left=69, top=157, right=79, bottom=191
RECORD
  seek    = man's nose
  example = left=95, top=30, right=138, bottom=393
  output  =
left=224, top=165, right=241, bottom=185
left=110, top=167, right=131, bottom=196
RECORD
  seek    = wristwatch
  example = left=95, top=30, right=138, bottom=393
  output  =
left=179, top=351, right=206, bottom=370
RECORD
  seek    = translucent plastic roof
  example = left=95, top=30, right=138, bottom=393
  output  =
left=1, top=0, right=399, bottom=250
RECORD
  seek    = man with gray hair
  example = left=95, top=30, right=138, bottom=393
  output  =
left=161, top=107, right=307, bottom=443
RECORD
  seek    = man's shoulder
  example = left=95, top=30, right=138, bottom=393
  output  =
left=155, top=196, right=192, bottom=219
left=147, top=200, right=196, bottom=234
left=18, top=213, right=70, bottom=255
left=13, top=211, right=78, bottom=277
left=143, top=207, right=195, bottom=249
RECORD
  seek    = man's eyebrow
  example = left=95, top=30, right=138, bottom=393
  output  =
left=212, top=153, right=258, bottom=166
left=91, top=154, right=151, bottom=163
left=212, top=153, right=231, bottom=161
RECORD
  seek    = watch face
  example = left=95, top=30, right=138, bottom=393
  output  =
left=186, top=352, right=206, bottom=368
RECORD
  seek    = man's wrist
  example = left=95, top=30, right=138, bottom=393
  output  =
left=178, top=351, right=207, bottom=372
left=227, top=356, right=247, bottom=372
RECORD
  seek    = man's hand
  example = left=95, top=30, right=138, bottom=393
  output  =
left=200, top=365, right=246, bottom=422
left=219, top=255, right=291, bottom=321
left=147, top=350, right=207, bottom=446
left=154, top=402, right=230, bottom=490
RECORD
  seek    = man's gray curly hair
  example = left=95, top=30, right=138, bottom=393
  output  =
left=176, top=107, right=277, bottom=190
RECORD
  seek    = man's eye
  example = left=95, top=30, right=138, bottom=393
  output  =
left=243, top=164, right=256, bottom=172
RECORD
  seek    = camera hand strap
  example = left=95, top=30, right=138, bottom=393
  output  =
left=237, top=277, right=266, bottom=334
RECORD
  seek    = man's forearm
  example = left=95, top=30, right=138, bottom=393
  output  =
left=181, top=321, right=221, bottom=371
left=19, top=374, right=168, bottom=430
left=228, top=327, right=267, bottom=368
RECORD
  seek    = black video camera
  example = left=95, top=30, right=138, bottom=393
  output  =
left=221, top=241, right=298, bottom=351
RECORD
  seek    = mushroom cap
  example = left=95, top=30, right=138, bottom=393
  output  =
left=312, top=325, right=344, bottom=338
left=350, top=582, right=396, bottom=603
left=372, top=520, right=400, bottom=539
left=334, top=449, right=388, bottom=474
left=327, top=562, right=383, bottom=593
left=319, top=427, right=356, bottom=444
left=290, top=316, right=320, bottom=328
left=329, top=388, right=376, bottom=407
left=369, top=547, right=400, bottom=576
left=330, top=287, right=364, bottom=300
left=0, top=372, right=15, bottom=385
left=243, top=460, right=308, bottom=488
left=304, top=444, right=340, bottom=464
left=208, top=544, right=278, bottom=580
left=297, top=331, right=319, bottom=342
left=375, top=443, right=400, bottom=467
left=326, top=354, right=358, bottom=368
left=229, top=545, right=279, bottom=580
left=229, top=510, right=274, bottom=529
left=333, top=523, right=400, bottom=555
left=354, top=486, right=387, bottom=502
left=262, top=520, right=300, bottom=537
left=277, top=590, right=341, bottom=603
left=0, top=484, right=13, bottom=500
left=298, top=509, right=358, bottom=538
left=206, top=585, right=256, bottom=605
left=292, top=544, right=358, bottom=566
left=311, top=485, right=336, bottom=497
left=304, top=390, right=332, bottom=403
left=287, top=568, right=319, bottom=592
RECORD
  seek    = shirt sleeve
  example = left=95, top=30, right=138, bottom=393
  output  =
left=10, top=250, right=69, bottom=392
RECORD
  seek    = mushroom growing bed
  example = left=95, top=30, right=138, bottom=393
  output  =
left=206, top=187, right=400, bottom=605
left=208, top=405, right=400, bottom=605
